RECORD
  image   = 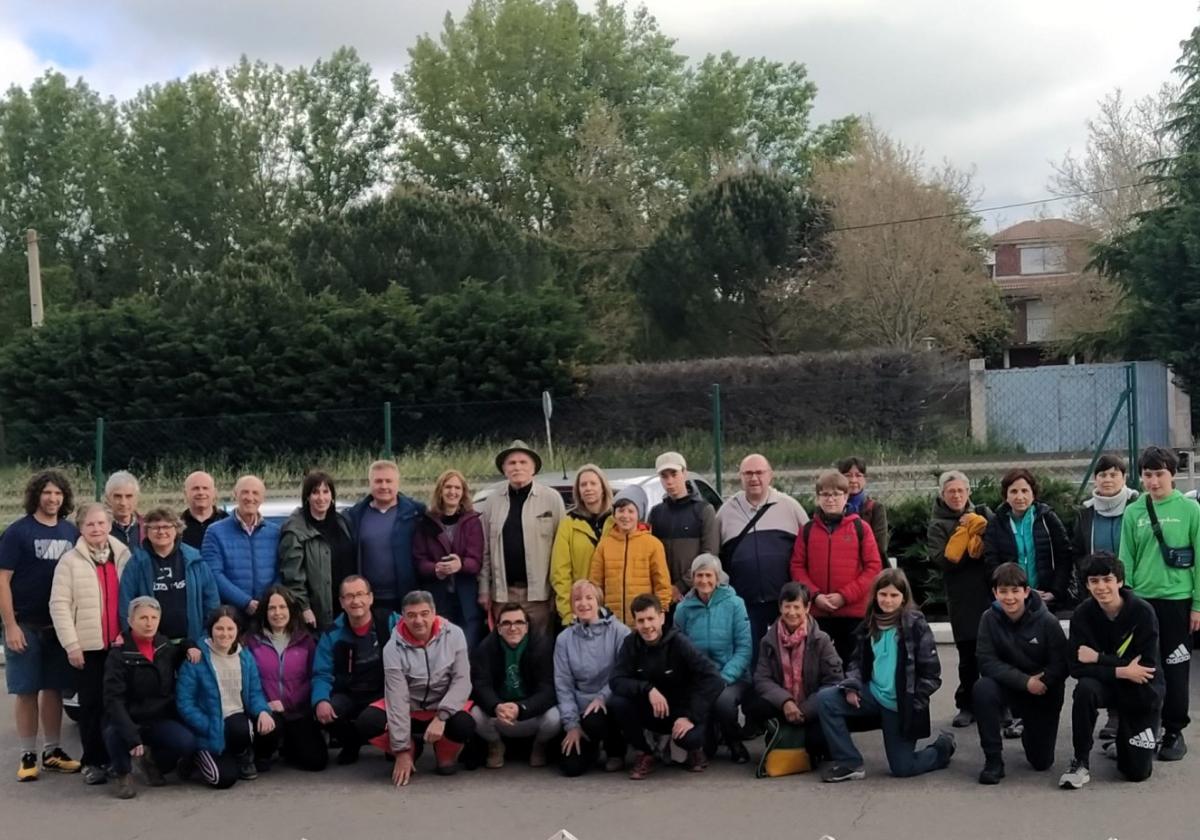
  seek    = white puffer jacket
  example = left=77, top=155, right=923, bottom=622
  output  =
left=50, top=536, right=131, bottom=653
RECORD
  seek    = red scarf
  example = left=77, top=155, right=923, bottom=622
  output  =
left=134, top=635, right=156, bottom=663
left=94, top=560, right=120, bottom=647
left=777, top=619, right=809, bottom=704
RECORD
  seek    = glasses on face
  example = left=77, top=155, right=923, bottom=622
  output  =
left=818, top=491, right=847, bottom=499
left=741, top=470, right=767, bottom=477
left=147, top=524, right=176, bottom=533
left=498, top=620, right=528, bottom=629
left=341, top=591, right=371, bottom=601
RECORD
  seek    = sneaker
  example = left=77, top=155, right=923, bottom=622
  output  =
left=1002, top=719, right=1024, bottom=740
left=729, top=740, right=751, bottom=764
left=822, top=764, right=866, bottom=783
left=529, top=741, right=547, bottom=769
left=1059, top=759, right=1090, bottom=789
left=17, top=751, right=39, bottom=782
left=485, top=740, right=505, bottom=769
left=1159, top=731, right=1188, bottom=762
left=1102, top=742, right=1118, bottom=761
left=1098, top=712, right=1119, bottom=744
left=114, top=773, right=137, bottom=799
left=138, top=754, right=166, bottom=787
left=687, top=749, right=708, bottom=772
left=336, top=745, right=361, bottom=766
left=237, top=750, right=258, bottom=780
left=978, top=758, right=1005, bottom=785
left=82, top=764, right=108, bottom=785
left=42, top=747, right=81, bottom=774
left=629, top=751, right=655, bottom=780
left=951, top=709, right=975, bottom=728
left=932, top=731, right=957, bottom=768
left=604, top=755, right=625, bottom=772
left=434, top=762, right=458, bottom=776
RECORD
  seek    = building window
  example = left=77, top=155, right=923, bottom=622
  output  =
left=1019, top=245, right=1067, bottom=275
left=1026, top=300, right=1055, bottom=342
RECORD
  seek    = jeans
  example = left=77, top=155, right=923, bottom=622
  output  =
left=103, top=719, right=196, bottom=776
left=973, top=676, right=1061, bottom=769
left=708, top=682, right=749, bottom=750
left=816, top=686, right=944, bottom=777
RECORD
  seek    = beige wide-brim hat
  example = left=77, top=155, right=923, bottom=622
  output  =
left=495, top=440, right=543, bottom=475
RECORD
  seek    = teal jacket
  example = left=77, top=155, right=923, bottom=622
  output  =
left=672, top=583, right=752, bottom=684
left=176, top=642, right=270, bottom=753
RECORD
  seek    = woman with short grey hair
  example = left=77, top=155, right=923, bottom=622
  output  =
left=102, top=596, right=197, bottom=798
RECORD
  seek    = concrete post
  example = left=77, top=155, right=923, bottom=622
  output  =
left=969, top=358, right=988, bottom=445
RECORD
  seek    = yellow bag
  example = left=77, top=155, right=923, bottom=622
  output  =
left=755, top=718, right=811, bottom=778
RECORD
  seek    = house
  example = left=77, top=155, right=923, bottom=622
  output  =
left=988, top=218, right=1097, bottom=368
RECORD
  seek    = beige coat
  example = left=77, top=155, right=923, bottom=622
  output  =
left=479, top=481, right=565, bottom=603
left=50, top=536, right=131, bottom=653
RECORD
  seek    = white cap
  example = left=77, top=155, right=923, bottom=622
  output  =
left=655, top=452, right=687, bottom=474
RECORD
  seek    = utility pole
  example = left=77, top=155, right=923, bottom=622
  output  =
left=26, top=229, right=44, bottom=327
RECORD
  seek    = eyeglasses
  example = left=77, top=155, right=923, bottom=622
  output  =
left=341, top=592, right=371, bottom=601
left=147, top=524, right=176, bottom=532
left=818, top=491, right=847, bottom=499
left=498, top=620, right=528, bottom=629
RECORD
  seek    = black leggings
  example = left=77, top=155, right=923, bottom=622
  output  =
left=607, top=694, right=706, bottom=754
left=195, top=714, right=255, bottom=789
left=559, top=709, right=625, bottom=777
left=254, top=712, right=329, bottom=771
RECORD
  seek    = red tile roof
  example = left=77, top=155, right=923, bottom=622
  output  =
left=991, top=218, right=1097, bottom=244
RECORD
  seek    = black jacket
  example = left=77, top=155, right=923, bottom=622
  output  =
left=983, top=502, right=1073, bottom=605
left=610, top=626, right=724, bottom=725
left=103, top=634, right=188, bottom=746
left=470, top=628, right=556, bottom=719
left=975, top=590, right=1068, bottom=694
left=841, top=610, right=942, bottom=741
left=927, top=498, right=994, bottom=640
left=753, top=617, right=844, bottom=720
left=1068, top=588, right=1164, bottom=707
left=646, top=482, right=719, bottom=589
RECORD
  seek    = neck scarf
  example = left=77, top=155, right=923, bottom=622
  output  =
left=845, top=491, right=868, bottom=514
left=502, top=636, right=529, bottom=701
left=872, top=608, right=901, bottom=639
left=777, top=619, right=809, bottom=703
left=1009, top=508, right=1038, bottom=589
left=1092, top=485, right=1134, bottom=518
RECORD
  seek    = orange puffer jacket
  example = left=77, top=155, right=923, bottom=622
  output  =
left=588, top=527, right=671, bottom=627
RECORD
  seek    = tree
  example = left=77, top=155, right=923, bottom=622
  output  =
left=809, top=122, right=1009, bottom=356
left=629, top=169, right=831, bottom=357
left=1094, top=24, right=1200, bottom=392
left=1049, top=85, right=1177, bottom=237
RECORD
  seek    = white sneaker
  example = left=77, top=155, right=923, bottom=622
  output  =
left=1059, top=759, right=1090, bottom=789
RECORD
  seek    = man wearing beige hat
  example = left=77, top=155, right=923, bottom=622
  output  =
left=478, top=441, right=565, bottom=634
left=647, top=452, right=719, bottom=607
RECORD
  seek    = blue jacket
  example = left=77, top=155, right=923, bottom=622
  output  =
left=311, top=611, right=401, bottom=706
left=176, top=642, right=270, bottom=753
left=201, top=514, right=281, bottom=609
left=119, top=544, right=219, bottom=641
left=345, top=495, right=425, bottom=601
left=673, top=583, right=753, bottom=684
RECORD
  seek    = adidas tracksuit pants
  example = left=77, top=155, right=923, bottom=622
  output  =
left=1071, top=678, right=1159, bottom=782
left=1147, top=598, right=1192, bottom=735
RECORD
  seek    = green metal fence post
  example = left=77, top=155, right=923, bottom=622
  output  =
left=1076, top=392, right=1129, bottom=501
left=711, top=384, right=723, bottom=496
left=1126, top=363, right=1139, bottom=491
left=383, top=401, right=393, bottom=458
left=94, top=417, right=105, bottom=501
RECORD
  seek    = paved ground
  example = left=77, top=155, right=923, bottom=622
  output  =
left=1, top=646, right=1197, bottom=840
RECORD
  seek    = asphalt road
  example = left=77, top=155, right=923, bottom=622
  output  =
left=1, top=646, right=1196, bottom=840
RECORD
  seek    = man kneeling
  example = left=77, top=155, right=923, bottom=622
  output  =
left=609, top=594, right=723, bottom=779
left=973, top=562, right=1068, bottom=784
left=470, top=603, right=560, bottom=769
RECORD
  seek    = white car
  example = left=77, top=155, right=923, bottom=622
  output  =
left=473, top=468, right=724, bottom=512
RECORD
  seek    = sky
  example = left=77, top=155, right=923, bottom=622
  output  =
left=0, top=0, right=1194, bottom=232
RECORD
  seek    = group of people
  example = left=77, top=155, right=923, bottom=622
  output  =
left=0, top=439, right=1195, bottom=796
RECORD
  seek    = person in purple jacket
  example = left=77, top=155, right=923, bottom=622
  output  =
left=244, top=585, right=327, bottom=772
left=413, top=470, right=485, bottom=648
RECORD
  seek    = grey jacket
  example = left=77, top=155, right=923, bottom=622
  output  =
left=382, top=619, right=472, bottom=753
left=553, top=610, right=631, bottom=730
left=480, top=481, right=566, bottom=602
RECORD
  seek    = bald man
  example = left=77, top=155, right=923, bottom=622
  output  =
left=200, top=475, right=280, bottom=614
left=181, top=471, right=228, bottom=550
left=716, top=454, right=809, bottom=651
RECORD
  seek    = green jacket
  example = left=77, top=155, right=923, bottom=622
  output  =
left=1118, top=490, right=1200, bottom=609
left=278, top=508, right=353, bottom=630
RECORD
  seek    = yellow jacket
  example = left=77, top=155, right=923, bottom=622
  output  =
left=552, top=511, right=613, bottom=623
left=588, top=526, right=671, bottom=627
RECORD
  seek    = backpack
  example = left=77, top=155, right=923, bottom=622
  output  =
left=802, top=517, right=866, bottom=572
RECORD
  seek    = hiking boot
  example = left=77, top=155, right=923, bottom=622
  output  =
left=486, top=740, right=505, bottom=769
left=932, top=731, right=956, bottom=768
left=1159, top=731, right=1187, bottom=762
left=138, top=754, right=166, bottom=787
left=82, top=764, right=108, bottom=785
left=1059, top=759, right=1090, bottom=789
left=17, top=751, right=38, bottom=782
left=42, top=747, right=81, bottom=774
left=604, top=755, right=625, bottom=772
left=951, top=709, right=974, bottom=728
left=1002, top=718, right=1024, bottom=739
left=728, top=740, right=750, bottom=764
left=237, top=750, right=258, bottom=780
left=529, top=741, right=547, bottom=768
left=687, top=749, right=708, bottom=772
left=434, top=762, right=458, bottom=776
left=1102, top=741, right=1118, bottom=760
left=629, top=751, right=655, bottom=780
left=822, top=764, right=866, bottom=783
left=978, top=758, right=1005, bottom=785
left=336, top=744, right=361, bottom=766
left=114, top=773, right=137, bottom=799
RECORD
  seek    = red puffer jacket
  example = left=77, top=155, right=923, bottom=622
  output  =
left=789, top=513, right=882, bottom=618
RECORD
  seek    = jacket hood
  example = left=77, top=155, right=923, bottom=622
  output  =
left=281, top=507, right=319, bottom=538
left=248, top=627, right=313, bottom=649
left=602, top=525, right=654, bottom=544
left=423, top=508, right=482, bottom=526
left=567, top=508, right=611, bottom=524
left=681, top=582, right=734, bottom=608
left=568, top=608, right=618, bottom=635
left=988, top=588, right=1047, bottom=624
left=662, top=480, right=704, bottom=505
left=634, top=624, right=679, bottom=649
left=395, top=616, right=445, bottom=649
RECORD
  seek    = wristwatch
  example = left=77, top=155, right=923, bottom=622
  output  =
left=436, top=709, right=451, bottom=722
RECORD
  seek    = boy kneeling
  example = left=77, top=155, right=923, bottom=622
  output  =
left=1060, top=553, right=1164, bottom=789
left=973, top=562, right=1068, bottom=784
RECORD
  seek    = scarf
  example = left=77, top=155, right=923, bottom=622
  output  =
left=871, top=607, right=901, bottom=639
left=1091, top=486, right=1134, bottom=518
left=777, top=620, right=809, bottom=703
left=85, top=540, right=120, bottom=647
left=1009, top=508, right=1038, bottom=589
left=502, top=636, right=529, bottom=701
left=845, top=491, right=869, bottom=515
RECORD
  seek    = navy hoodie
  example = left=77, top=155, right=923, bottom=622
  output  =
left=975, top=590, right=1069, bottom=694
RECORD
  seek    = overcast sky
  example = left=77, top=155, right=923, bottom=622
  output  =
left=0, top=0, right=1194, bottom=231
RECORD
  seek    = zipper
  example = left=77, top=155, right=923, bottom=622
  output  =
left=825, top=523, right=833, bottom=607
left=421, top=645, right=432, bottom=708
left=621, top=535, right=630, bottom=622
